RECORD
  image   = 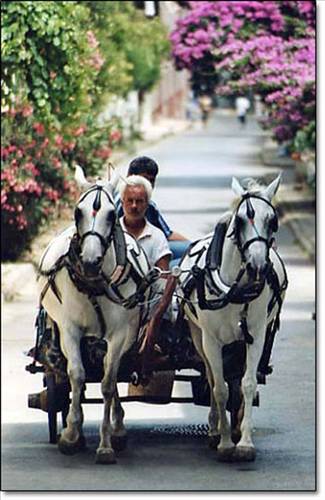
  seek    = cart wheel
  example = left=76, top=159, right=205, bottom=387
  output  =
left=45, top=373, right=58, bottom=444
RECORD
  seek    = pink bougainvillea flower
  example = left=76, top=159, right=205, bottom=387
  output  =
left=95, top=146, right=112, bottom=159
left=109, top=129, right=122, bottom=142
left=73, top=125, right=87, bottom=137
left=21, top=104, right=33, bottom=117
left=33, top=122, right=45, bottom=135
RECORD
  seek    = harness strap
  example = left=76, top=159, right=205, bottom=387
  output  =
left=191, top=264, right=249, bottom=311
left=88, top=295, right=107, bottom=339
left=38, top=254, right=68, bottom=305
left=239, top=304, right=254, bottom=344
left=122, top=267, right=161, bottom=309
left=179, top=243, right=208, bottom=318
left=241, top=236, right=269, bottom=254
left=206, top=222, right=228, bottom=270
left=113, top=219, right=127, bottom=271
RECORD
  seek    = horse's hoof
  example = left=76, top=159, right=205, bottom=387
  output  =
left=111, top=434, right=128, bottom=451
left=231, top=429, right=242, bottom=444
left=58, top=434, right=86, bottom=455
left=208, top=434, right=220, bottom=450
left=233, top=446, right=256, bottom=462
left=216, top=446, right=235, bottom=462
left=95, top=447, right=117, bottom=465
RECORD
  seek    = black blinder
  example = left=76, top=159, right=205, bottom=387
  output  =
left=270, top=215, right=278, bottom=233
left=233, top=214, right=243, bottom=241
left=74, top=207, right=82, bottom=224
left=107, top=210, right=116, bottom=225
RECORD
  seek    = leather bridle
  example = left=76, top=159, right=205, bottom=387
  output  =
left=75, top=185, right=116, bottom=254
left=229, top=193, right=278, bottom=262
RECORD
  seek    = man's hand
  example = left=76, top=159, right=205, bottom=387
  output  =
left=155, top=254, right=170, bottom=272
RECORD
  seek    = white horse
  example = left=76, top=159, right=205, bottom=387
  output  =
left=178, top=175, right=288, bottom=462
left=37, top=166, right=154, bottom=464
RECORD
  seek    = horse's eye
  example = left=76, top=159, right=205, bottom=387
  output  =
left=269, top=216, right=278, bottom=233
left=74, top=207, right=82, bottom=224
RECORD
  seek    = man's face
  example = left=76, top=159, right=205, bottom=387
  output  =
left=122, top=185, right=148, bottom=221
left=140, top=172, right=156, bottom=188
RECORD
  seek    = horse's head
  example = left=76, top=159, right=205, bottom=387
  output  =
left=74, top=165, right=117, bottom=277
left=230, top=174, right=281, bottom=281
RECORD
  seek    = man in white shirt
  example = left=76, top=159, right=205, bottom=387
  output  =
left=119, top=175, right=175, bottom=358
left=119, top=175, right=171, bottom=271
left=119, top=176, right=190, bottom=363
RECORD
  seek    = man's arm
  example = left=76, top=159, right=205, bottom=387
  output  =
left=168, top=231, right=188, bottom=241
left=155, top=254, right=170, bottom=272
left=149, top=201, right=188, bottom=242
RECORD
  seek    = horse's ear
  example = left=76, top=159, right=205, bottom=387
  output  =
left=75, top=164, right=91, bottom=190
left=105, top=172, right=120, bottom=193
left=263, top=173, right=282, bottom=200
left=231, top=177, right=245, bottom=197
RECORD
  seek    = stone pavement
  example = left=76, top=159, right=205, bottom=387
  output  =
left=1, top=114, right=315, bottom=302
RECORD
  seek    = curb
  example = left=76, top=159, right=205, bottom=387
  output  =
left=277, top=195, right=315, bottom=263
left=284, top=215, right=315, bottom=263
left=263, top=149, right=315, bottom=263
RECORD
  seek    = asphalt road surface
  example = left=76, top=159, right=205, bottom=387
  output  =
left=1, top=114, right=316, bottom=492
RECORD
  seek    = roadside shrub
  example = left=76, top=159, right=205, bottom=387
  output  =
left=1, top=107, right=74, bottom=260
left=1, top=107, right=123, bottom=260
left=1, top=1, right=101, bottom=132
left=60, top=114, right=124, bottom=177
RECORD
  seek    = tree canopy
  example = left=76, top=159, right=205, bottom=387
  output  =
left=170, top=1, right=315, bottom=151
left=1, top=1, right=170, bottom=133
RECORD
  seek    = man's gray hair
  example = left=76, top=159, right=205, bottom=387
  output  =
left=118, top=174, right=152, bottom=201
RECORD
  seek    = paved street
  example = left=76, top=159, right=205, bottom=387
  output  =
left=1, top=113, right=316, bottom=491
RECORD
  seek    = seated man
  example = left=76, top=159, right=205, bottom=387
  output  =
left=116, top=156, right=191, bottom=266
left=119, top=175, right=177, bottom=357
left=119, top=174, right=171, bottom=271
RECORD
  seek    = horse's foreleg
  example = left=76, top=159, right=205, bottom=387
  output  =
left=96, top=337, right=125, bottom=464
left=235, top=330, right=265, bottom=462
left=203, top=333, right=234, bottom=461
left=188, top=321, right=219, bottom=446
left=58, top=328, right=86, bottom=454
left=111, top=387, right=128, bottom=451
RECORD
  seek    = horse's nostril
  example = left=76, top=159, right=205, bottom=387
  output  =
left=260, top=263, right=270, bottom=277
left=246, top=262, right=257, bottom=281
left=83, top=259, right=101, bottom=275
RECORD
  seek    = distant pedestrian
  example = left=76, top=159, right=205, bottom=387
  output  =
left=235, top=95, right=250, bottom=127
left=198, top=94, right=212, bottom=127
